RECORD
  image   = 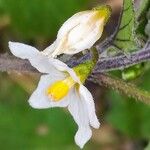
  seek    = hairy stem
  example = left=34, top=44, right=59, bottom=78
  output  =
left=0, top=54, right=38, bottom=73
left=1, top=41, right=150, bottom=73
left=94, top=41, right=150, bottom=73
left=91, top=73, right=150, bottom=105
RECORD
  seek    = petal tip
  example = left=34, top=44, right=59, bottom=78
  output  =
left=90, top=117, right=101, bottom=129
left=8, top=41, right=11, bottom=45
left=28, top=101, right=44, bottom=109
left=28, top=99, right=38, bottom=109
left=74, top=127, right=92, bottom=149
left=8, top=41, right=15, bottom=49
left=93, top=121, right=100, bottom=129
left=28, top=98, right=43, bottom=109
left=8, top=41, right=13, bottom=44
left=8, top=41, right=18, bottom=48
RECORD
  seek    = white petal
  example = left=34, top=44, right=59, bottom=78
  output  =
left=47, top=11, right=94, bottom=57
left=57, top=11, right=93, bottom=40
left=42, top=11, right=105, bottom=57
left=64, top=18, right=104, bottom=54
left=55, top=11, right=105, bottom=56
left=9, top=42, right=61, bottom=74
left=68, top=88, right=92, bottom=148
left=42, top=41, right=57, bottom=56
left=50, top=59, right=81, bottom=84
left=29, top=74, right=70, bottom=109
left=9, top=41, right=39, bottom=59
left=79, top=85, right=100, bottom=129
left=75, top=127, right=92, bottom=149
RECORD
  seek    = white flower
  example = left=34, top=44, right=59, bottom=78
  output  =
left=43, top=5, right=111, bottom=58
left=9, top=41, right=100, bottom=148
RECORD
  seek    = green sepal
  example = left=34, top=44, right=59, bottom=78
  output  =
left=73, top=60, right=94, bottom=83
left=93, top=5, right=112, bottom=24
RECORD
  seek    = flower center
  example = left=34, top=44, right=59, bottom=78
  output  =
left=46, top=77, right=75, bottom=101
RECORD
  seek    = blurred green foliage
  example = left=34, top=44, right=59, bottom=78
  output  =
left=106, top=69, right=150, bottom=139
left=0, top=0, right=89, bottom=39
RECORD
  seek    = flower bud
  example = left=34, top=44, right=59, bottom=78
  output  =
left=44, top=5, right=111, bottom=57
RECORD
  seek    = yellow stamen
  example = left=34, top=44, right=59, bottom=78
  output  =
left=46, top=77, right=75, bottom=101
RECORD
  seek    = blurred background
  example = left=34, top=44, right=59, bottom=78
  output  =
left=0, top=0, right=150, bottom=149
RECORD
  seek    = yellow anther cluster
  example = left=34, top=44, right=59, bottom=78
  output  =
left=46, top=77, right=75, bottom=101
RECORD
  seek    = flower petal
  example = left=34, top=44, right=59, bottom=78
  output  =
left=79, top=85, right=100, bottom=129
left=9, top=41, right=39, bottom=59
left=75, top=127, right=92, bottom=149
left=29, top=74, right=70, bottom=109
left=64, top=18, right=105, bottom=54
left=55, top=11, right=105, bottom=56
left=57, top=11, right=93, bottom=40
left=68, top=88, right=92, bottom=148
left=50, top=59, right=81, bottom=84
left=45, top=11, right=95, bottom=57
left=9, top=41, right=61, bottom=74
left=42, top=41, right=57, bottom=57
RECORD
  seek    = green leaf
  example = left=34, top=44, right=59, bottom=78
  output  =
left=137, top=0, right=150, bottom=17
left=111, top=0, right=149, bottom=81
left=145, top=8, right=150, bottom=38
left=113, top=0, right=138, bottom=53
left=136, top=0, right=150, bottom=38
